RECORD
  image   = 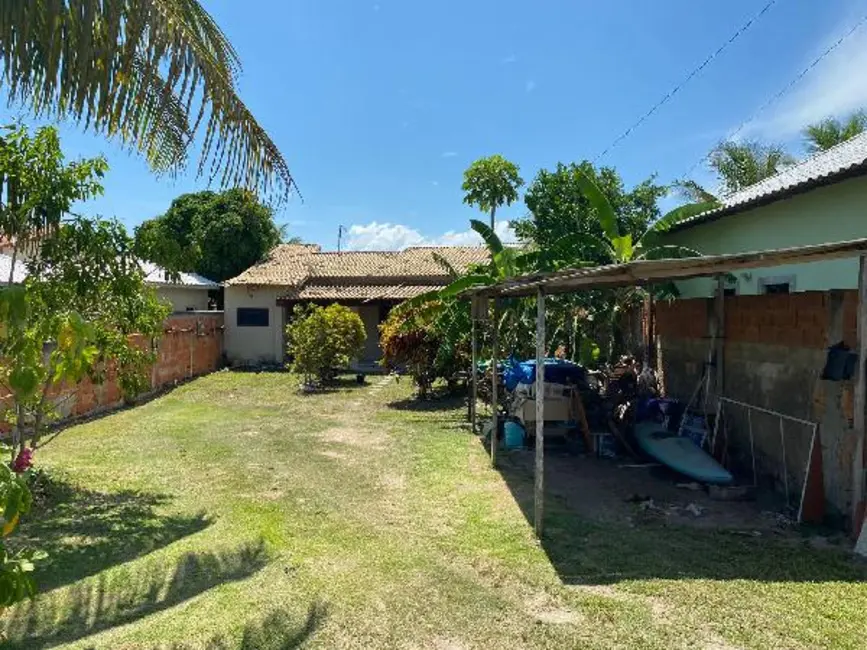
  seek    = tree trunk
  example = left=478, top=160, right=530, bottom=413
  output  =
left=490, top=206, right=497, bottom=231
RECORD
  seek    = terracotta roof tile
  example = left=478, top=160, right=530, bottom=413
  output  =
left=225, top=245, right=489, bottom=288
left=280, top=284, right=437, bottom=301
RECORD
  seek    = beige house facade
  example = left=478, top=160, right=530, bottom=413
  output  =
left=223, top=244, right=489, bottom=367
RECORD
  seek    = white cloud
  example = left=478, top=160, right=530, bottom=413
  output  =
left=741, top=20, right=867, bottom=141
left=441, top=151, right=458, bottom=158
left=346, top=221, right=518, bottom=251
left=431, top=180, right=439, bottom=186
left=501, top=54, right=518, bottom=65
left=525, top=80, right=536, bottom=93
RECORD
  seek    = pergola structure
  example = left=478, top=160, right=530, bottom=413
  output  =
left=466, top=237, right=867, bottom=548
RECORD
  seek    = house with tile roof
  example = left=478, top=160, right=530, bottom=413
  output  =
left=664, top=131, right=867, bottom=298
left=223, top=244, right=489, bottom=366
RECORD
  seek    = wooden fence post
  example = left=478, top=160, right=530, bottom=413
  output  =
left=534, top=288, right=546, bottom=536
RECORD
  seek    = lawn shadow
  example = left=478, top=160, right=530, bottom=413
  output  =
left=13, top=473, right=211, bottom=592
left=1, top=540, right=271, bottom=649
left=495, top=447, right=867, bottom=586
left=387, top=393, right=467, bottom=413
left=166, top=602, right=329, bottom=649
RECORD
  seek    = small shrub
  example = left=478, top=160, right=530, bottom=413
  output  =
left=379, top=305, right=440, bottom=399
left=285, top=304, right=366, bottom=386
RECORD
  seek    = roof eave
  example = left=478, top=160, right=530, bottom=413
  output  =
left=668, top=161, right=867, bottom=234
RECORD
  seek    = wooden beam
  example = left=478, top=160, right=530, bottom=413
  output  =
left=470, top=316, right=477, bottom=433
left=853, top=255, right=867, bottom=544
left=714, top=275, right=725, bottom=406
left=467, top=238, right=867, bottom=298
left=534, top=288, right=546, bottom=536
left=491, top=299, right=499, bottom=468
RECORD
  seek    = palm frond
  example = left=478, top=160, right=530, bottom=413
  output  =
left=670, top=179, right=718, bottom=204
left=0, top=0, right=296, bottom=201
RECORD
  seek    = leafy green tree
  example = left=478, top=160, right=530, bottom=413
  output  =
left=0, top=125, right=169, bottom=605
left=0, top=124, right=107, bottom=282
left=804, top=111, right=867, bottom=153
left=134, top=189, right=283, bottom=283
left=709, top=140, right=796, bottom=194
left=0, top=1, right=295, bottom=199
left=3, top=218, right=169, bottom=455
left=564, top=168, right=716, bottom=357
left=516, top=162, right=667, bottom=272
left=462, top=155, right=524, bottom=229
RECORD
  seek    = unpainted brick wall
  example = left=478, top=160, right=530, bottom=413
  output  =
left=655, top=291, right=858, bottom=523
left=2, top=312, right=224, bottom=425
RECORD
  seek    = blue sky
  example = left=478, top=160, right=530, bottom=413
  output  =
left=5, top=0, right=867, bottom=250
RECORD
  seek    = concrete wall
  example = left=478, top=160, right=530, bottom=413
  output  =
left=223, top=285, right=286, bottom=365
left=1, top=313, right=224, bottom=427
left=155, top=286, right=212, bottom=312
left=666, top=175, right=867, bottom=297
left=656, top=292, right=858, bottom=525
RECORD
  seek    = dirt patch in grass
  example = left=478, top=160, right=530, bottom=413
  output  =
left=318, top=426, right=387, bottom=449
left=526, top=593, right=584, bottom=625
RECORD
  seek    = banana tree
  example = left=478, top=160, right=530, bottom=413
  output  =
left=565, top=169, right=719, bottom=359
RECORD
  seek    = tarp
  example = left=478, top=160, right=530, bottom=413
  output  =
left=503, top=357, right=587, bottom=392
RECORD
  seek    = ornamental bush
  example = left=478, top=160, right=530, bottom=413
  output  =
left=379, top=303, right=441, bottom=399
left=285, top=304, right=366, bottom=385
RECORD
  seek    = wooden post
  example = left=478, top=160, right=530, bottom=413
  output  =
left=534, top=288, right=546, bottom=536
left=853, top=255, right=867, bottom=541
left=491, top=299, right=499, bottom=468
left=714, top=275, right=725, bottom=405
left=470, top=315, right=477, bottom=433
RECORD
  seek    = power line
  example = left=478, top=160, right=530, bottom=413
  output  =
left=684, top=12, right=867, bottom=178
left=594, top=0, right=780, bottom=162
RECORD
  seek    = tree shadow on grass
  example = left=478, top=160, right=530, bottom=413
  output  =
left=12, top=474, right=211, bottom=592
left=1, top=540, right=271, bottom=649
left=387, top=393, right=467, bottom=413
left=496, top=449, right=867, bottom=585
left=167, top=602, right=329, bottom=650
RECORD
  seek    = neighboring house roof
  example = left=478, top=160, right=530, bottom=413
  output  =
left=225, top=244, right=490, bottom=302
left=0, top=254, right=218, bottom=289
left=140, top=262, right=220, bottom=289
left=670, top=131, right=867, bottom=233
left=0, top=253, right=27, bottom=285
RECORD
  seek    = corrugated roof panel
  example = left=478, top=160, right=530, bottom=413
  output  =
left=671, top=131, right=867, bottom=231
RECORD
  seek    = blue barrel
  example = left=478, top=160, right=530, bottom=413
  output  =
left=504, top=420, right=526, bottom=449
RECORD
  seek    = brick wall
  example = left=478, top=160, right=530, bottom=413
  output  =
left=655, top=291, right=857, bottom=525
left=2, top=312, right=224, bottom=425
left=657, top=291, right=856, bottom=348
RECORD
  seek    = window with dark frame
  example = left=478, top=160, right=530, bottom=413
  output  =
left=762, top=282, right=791, bottom=295
left=758, top=274, right=795, bottom=296
left=237, top=307, right=270, bottom=327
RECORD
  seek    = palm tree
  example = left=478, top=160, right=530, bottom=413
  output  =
left=0, top=1, right=295, bottom=200
left=804, top=111, right=867, bottom=153
left=709, top=140, right=796, bottom=195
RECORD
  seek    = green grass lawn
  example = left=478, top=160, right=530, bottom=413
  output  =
left=4, top=371, right=866, bottom=649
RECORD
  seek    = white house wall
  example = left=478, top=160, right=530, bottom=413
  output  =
left=156, top=286, right=212, bottom=312
left=667, top=175, right=867, bottom=297
left=224, top=285, right=286, bottom=365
